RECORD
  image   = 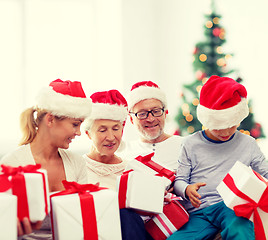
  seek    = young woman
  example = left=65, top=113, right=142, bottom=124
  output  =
left=1, top=79, right=92, bottom=239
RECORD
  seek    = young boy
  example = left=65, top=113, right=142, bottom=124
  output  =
left=169, top=75, right=268, bottom=240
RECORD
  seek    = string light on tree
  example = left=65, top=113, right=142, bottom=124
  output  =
left=199, top=54, right=207, bottom=62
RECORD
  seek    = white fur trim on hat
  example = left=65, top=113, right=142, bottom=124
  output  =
left=83, top=102, right=128, bottom=130
left=35, top=87, right=92, bottom=118
left=127, top=86, right=167, bottom=110
left=196, top=98, right=249, bottom=130
left=90, top=102, right=128, bottom=121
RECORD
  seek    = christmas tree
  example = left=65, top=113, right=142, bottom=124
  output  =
left=175, top=2, right=265, bottom=139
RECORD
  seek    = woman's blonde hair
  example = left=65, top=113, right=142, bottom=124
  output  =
left=19, top=107, right=66, bottom=145
left=19, top=108, right=47, bottom=145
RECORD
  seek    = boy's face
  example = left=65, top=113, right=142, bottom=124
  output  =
left=205, top=125, right=238, bottom=142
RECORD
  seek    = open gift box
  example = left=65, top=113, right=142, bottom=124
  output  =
left=51, top=181, right=122, bottom=240
left=126, top=153, right=175, bottom=189
left=217, top=161, right=268, bottom=240
left=117, top=170, right=167, bottom=214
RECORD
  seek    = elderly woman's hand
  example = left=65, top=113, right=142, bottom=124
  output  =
left=17, top=217, right=43, bottom=236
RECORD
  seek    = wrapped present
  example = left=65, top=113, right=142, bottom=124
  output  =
left=0, top=193, right=17, bottom=240
left=126, top=153, right=175, bottom=188
left=0, top=164, right=50, bottom=222
left=117, top=170, right=166, bottom=214
left=216, top=161, right=268, bottom=240
left=145, top=197, right=189, bottom=240
left=51, top=180, right=122, bottom=240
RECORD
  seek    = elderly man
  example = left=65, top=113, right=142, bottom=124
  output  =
left=118, top=80, right=183, bottom=172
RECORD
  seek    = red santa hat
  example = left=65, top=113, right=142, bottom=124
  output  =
left=35, top=79, right=92, bottom=118
left=85, top=89, right=128, bottom=126
left=197, top=75, right=249, bottom=130
left=127, top=81, right=167, bottom=110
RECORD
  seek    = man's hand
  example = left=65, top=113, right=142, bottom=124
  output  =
left=185, top=182, right=206, bottom=208
left=17, top=217, right=43, bottom=236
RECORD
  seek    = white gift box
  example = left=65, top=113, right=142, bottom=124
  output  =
left=51, top=188, right=122, bottom=240
left=1, top=166, right=50, bottom=223
left=0, top=193, right=17, bottom=240
left=22, top=169, right=50, bottom=222
left=217, top=161, right=268, bottom=239
left=117, top=171, right=167, bottom=214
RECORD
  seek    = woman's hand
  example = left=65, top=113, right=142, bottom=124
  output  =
left=17, top=217, right=43, bottom=236
left=185, top=182, right=206, bottom=208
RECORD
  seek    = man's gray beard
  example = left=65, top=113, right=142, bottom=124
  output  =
left=139, top=128, right=163, bottom=142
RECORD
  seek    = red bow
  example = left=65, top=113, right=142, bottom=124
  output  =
left=223, top=172, right=268, bottom=240
left=135, top=153, right=175, bottom=182
left=0, top=164, right=48, bottom=220
left=1, top=164, right=41, bottom=175
left=0, top=164, right=42, bottom=192
left=61, top=180, right=107, bottom=194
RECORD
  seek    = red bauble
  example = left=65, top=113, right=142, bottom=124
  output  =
left=193, top=47, right=199, bottom=55
left=173, top=129, right=180, bottom=136
left=213, top=27, right=222, bottom=37
left=196, top=71, right=206, bottom=81
left=250, top=128, right=261, bottom=138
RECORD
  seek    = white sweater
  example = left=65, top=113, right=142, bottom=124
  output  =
left=0, top=144, right=88, bottom=184
left=83, top=154, right=127, bottom=191
left=117, top=135, right=183, bottom=172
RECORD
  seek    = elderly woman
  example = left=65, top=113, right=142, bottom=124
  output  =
left=83, top=89, right=148, bottom=240
left=83, top=89, right=128, bottom=190
left=1, top=79, right=92, bottom=239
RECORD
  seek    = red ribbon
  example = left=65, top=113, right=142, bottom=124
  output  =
left=1, top=164, right=41, bottom=175
left=51, top=180, right=107, bottom=240
left=0, top=164, right=41, bottom=192
left=118, top=170, right=133, bottom=209
left=135, top=153, right=175, bottom=182
left=0, top=175, right=12, bottom=192
left=0, top=164, right=49, bottom=220
left=223, top=172, right=268, bottom=240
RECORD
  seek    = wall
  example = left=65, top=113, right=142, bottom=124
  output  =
left=1, top=0, right=268, bottom=157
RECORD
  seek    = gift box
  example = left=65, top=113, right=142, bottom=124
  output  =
left=0, top=193, right=17, bottom=240
left=51, top=181, right=122, bottom=240
left=145, top=199, right=189, bottom=240
left=216, top=161, right=268, bottom=240
left=126, top=153, right=175, bottom=188
left=117, top=170, right=167, bottom=214
left=0, top=164, right=50, bottom=222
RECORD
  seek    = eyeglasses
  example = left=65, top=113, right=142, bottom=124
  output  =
left=130, top=108, right=165, bottom=120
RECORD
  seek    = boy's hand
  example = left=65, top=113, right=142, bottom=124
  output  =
left=185, top=182, right=206, bottom=208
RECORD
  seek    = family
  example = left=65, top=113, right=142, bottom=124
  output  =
left=1, top=75, right=268, bottom=240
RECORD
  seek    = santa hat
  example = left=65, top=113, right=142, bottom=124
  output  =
left=85, top=89, right=128, bottom=125
left=127, top=81, right=167, bottom=110
left=197, top=75, right=249, bottom=130
left=35, top=79, right=92, bottom=118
